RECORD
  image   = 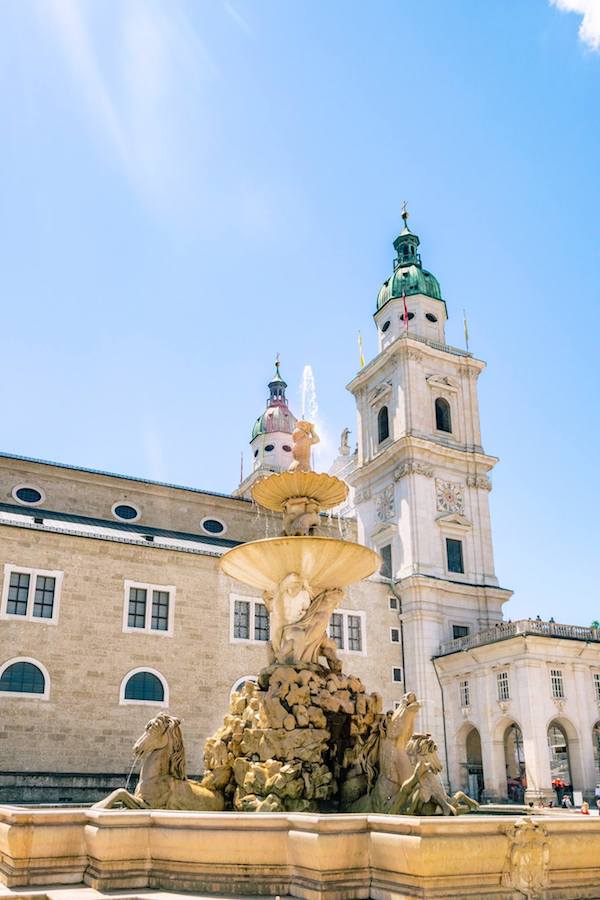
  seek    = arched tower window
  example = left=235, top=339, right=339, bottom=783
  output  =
left=377, top=406, right=390, bottom=444
left=435, top=397, right=452, bottom=433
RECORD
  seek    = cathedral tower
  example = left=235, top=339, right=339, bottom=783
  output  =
left=235, top=359, right=297, bottom=497
left=347, top=211, right=512, bottom=745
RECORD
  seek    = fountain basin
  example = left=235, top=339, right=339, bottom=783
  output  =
left=251, top=470, right=348, bottom=512
left=220, top=536, right=379, bottom=591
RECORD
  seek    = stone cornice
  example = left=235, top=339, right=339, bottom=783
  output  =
left=346, top=334, right=486, bottom=395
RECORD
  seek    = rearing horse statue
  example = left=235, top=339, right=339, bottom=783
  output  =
left=93, top=714, right=224, bottom=811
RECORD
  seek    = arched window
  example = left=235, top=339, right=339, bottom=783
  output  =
left=230, top=675, right=258, bottom=698
left=435, top=397, right=452, bottom=433
left=548, top=721, right=572, bottom=784
left=377, top=406, right=390, bottom=444
left=121, top=668, right=167, bottom=705
left=593, top=722, right=600, bottom=776
left=465, top=727, right=484, bottom=801
left=504, top=722, right=526, bottom=802
left=0, top=658, right=48, bottom=698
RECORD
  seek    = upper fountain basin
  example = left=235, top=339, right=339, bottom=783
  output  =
left=251, top=471, right=348, bottom=512
left=220, top=536, right=380, bottom=592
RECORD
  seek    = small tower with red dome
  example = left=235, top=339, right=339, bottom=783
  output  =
left=234, top=357, right=297, bottom=497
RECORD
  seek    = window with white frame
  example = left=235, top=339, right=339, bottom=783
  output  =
left=230, top=595, right=270, bottom=643
left=390, top=627, right=400, bottom=643
left=1, top=565, right=62, bottom=624
left=550, top=668, right=565, bottom=699
left=123, top=581, right=175, bottom=635
left=392, top=666, right=403, bottom=683
left=496, top=670, right=510, bottom=701
left=459, top=679, right=470, bottom=708
left=119, top=667, right=168, bottom=706
left=328, top=609, right=366, bottom=653
left=594, top=673, right=600, bottom=703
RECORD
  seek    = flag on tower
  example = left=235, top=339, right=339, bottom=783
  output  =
left=403, top=292, right=409, bottom=329
left=358, top=331, right=365, bottom=368
left=463, top=309, right=469, bottom=351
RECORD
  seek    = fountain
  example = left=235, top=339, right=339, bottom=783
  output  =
left=1, top=422, right=599, bottom=897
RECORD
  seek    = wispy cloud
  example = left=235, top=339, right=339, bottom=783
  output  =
left=38, top=0, right=218, bottom=212
left=222, top=0, right=254, bottom=39
left=550, top=0, right=600, bottom=51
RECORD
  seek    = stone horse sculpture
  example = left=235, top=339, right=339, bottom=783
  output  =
left=93, top=714, right=224, bottom=811
left=348, top=692, right=478, bottom=815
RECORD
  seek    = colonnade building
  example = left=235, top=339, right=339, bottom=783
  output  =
left=1, top=214, right=599, bottom=805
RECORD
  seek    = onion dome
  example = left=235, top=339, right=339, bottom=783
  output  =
left=376, top=210, right=442, bottom=310
left=251, top=359, right=297, bottom=440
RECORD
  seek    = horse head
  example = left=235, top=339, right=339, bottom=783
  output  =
left=133, top=714, right=187, bottom=779
left=386, top=691, right=421, bottom=746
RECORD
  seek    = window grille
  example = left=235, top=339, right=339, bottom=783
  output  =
left=151, top=591, right=169, bottom=631
left=460, top=680, right=470, bottom=708
left=446, top=538, right=464, bottom=574
left=32, top=576, right=55, bottom=619
left=389, top=596, right=398, bottom=610
left=497, top=671, right=510, bottom=701
left=390, top=627, right=400, bottom=643
left=348, top=615, right=362, bottom=651
left=234, top=600, right=250, bottom=640
left=594, top=673, right=600, bottom=703
left=392, top=667, right=403, bottom=683
left=551, top=669, right=565, bottom=699
left=254, top=602, right=270, bottom=641
left=330, top=613, right=344, bottom=649
left=128, top=588, right=147, bottom=629
left=124, top=671, right=164, bottom=702
left=7, top=572, right=30, bottom=616
left=453, top=624, right=470, bottom=640
left=0, top=661, right=45, bottom=694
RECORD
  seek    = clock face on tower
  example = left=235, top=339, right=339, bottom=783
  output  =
left=435, top=479, right=465, bottom=515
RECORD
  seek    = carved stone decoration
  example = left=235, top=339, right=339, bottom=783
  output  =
left=375, top=485, right=395, bottom=522
left=355, top=487, right=371, bottom=504
left=435, top=479, right=465, bottom=515
left=466, top=474, right=492, bottom=492
left=502, top=818, right=550, bottom=898
left=394, top=461, right=434, bottom=481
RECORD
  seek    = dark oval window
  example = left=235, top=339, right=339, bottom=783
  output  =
left=202, top=518, right=225, bottom=534
left=264, top=444, right=275, bottom=452
left=426, top=313, right=438, bottom=323
left=14, top=486, right=42, bottom=504
left=381, top=320, right=391, bottom=333
left=113, top=504, right=139, bottom=521
left=405, top=312, right=415, bottom=321
left=282, top=445, right=292, bottom=452
left=0, top=661, right=45, bottom=694
left=253, top=449, right=259, bottom=458
left=124, top=671, right=164, bottom=702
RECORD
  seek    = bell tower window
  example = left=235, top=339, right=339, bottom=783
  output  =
left=377, top=406, right=390, bottom=444
left=435, top=397, right=452, bottom=433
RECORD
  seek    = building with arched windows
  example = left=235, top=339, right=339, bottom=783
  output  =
left=1, top=212, right=599, bottom=805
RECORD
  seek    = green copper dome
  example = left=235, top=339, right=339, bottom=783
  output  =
left=376, top=218, right=442, bottom=311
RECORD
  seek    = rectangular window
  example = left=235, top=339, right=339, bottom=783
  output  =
left=380, top=544, right=392, bottom=579
left=453, top=624, right=470, bottom=640
left=1, top=565, right=62, bottom=623
left=551, top=669, right=565, bottom=699
left=389, top=596, right=398, bottom=610
left=594, top=673, right=600, bottom=703
left=328, top=609, right=366, bottom=654
left=460, top=679, right=470, bottom=708
left=234, top=600, right=250, bottom=640
left=7, top=572, right=30, bottom=615
left=254, top=602, right=270, bottom=641
left=128, top=588, right=147, bottom=629
left=330, top=613, right=344, bottom=649
left=123, top=581, right=175, bottom=635
left=230, top=595, right=270, bottom=643
left=151, top=590, right=169, bottom=632
left=392, top=667, right=403, bottom=683
left=497, top=671, right=510, bottom=701
left=446, top=538, right=464, bottom=574
left=347, top=615, right=362, bottom=652
left=390, top=627, right=400, bottom=643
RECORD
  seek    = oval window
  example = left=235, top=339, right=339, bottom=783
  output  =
left=381, top=320, right=391, bottom=333
left=282, top=445, right=292, bottom=452
left=405, top=312, right=415, bottom=321
left=264, top=444, right=275, bottom=452
left=201, top=518, right=225, bottom=535
left=13, top=486, right=43, bottom=505
left=113, top=504, right=140, bottom=521
left=426, top=313, right=438, bottom=323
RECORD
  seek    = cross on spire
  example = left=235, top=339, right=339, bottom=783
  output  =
left=401, top=200, right=409, bottom=224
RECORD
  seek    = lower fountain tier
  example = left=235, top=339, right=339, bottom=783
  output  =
left=220, top=536, right=380, bottom=591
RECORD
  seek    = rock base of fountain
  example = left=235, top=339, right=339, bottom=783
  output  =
left=203, top=663, right=382, bottom=813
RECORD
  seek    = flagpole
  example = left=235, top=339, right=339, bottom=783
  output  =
left=463, top=309, right=470, bottom=352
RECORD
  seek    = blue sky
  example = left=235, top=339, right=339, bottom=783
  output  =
left=1, top=1, right=598, bottom=623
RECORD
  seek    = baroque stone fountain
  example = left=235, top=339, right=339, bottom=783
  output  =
left=96, top=420, right=476, bottom=817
